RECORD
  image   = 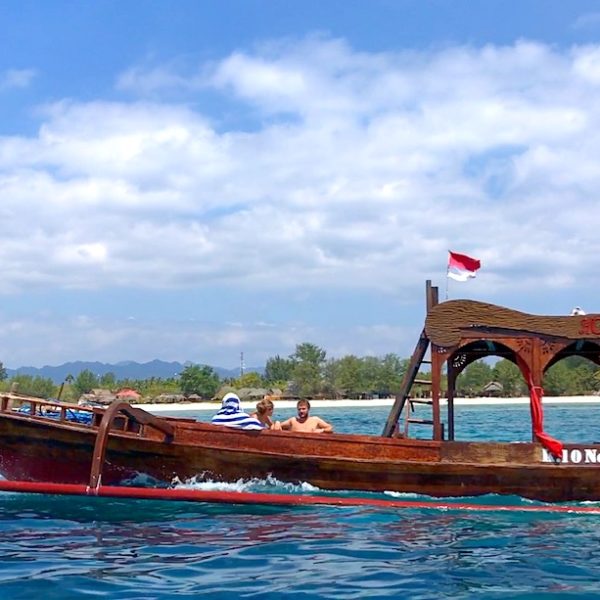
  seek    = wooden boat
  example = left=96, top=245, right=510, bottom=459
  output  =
left=2, top=280, right=600, bottom=503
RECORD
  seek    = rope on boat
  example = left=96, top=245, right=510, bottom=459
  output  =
left=0, top=480, right=598, bottom=514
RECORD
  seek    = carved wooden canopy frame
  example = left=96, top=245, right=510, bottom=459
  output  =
left=423, top=285, right=600, bottom=440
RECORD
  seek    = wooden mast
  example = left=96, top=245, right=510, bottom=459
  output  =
left=426, top=281, right=443, bottom=440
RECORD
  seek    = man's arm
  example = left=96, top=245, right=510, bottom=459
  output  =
left=314, top=417, right=333, bottom=433
left=279, top=417, right=293, bottom=430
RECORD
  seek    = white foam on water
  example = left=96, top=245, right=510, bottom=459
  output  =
left=171, top=473, right=320, bottom=494
left=383, top=490, right=423, bottom=499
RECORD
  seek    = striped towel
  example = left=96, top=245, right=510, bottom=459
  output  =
left=211, top=393, right=264, bottom=430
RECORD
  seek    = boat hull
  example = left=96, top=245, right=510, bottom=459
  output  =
left=0, top=412, right=599, bottom=502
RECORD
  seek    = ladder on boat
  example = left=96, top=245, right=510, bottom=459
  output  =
left=382, top=280, right=441, bottom=439
left=382, top=329, right=436, bottom=437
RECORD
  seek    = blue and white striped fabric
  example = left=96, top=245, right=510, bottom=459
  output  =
left=211, top=393, right=264, bottom=430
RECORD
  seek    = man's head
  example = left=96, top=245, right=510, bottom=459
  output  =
left=296, top=399, right=310, bottom=420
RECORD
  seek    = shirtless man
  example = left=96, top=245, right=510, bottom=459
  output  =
left=280, top=399, right=334, bottom=433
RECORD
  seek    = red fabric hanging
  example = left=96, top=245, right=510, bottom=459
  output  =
left=516, top=356, right=563, bottom=460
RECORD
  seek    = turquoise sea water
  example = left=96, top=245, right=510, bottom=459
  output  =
left=2, top=404, right=600, bottom=598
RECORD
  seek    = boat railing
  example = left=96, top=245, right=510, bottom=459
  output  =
left=0, top=392, right=176, bottom=492
left=0, top=393, right=101, bottom=426
left=0, top=392, right=175, bottom=436
left=88, top=400, right=175, bottom=491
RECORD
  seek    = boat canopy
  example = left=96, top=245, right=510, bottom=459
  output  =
left=383, top=281, right=600, bottom=460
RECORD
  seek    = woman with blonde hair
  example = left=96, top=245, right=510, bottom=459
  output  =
left=251, top=398, right=281, bottom=430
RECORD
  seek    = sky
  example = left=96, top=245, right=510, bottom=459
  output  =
left=1, top=0, right=600, bottom=370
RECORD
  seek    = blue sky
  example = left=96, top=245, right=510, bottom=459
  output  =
left=1, top=1, right=600, bottom=369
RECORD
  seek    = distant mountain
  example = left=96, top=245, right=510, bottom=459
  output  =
left=6, top=360, right=263, bottom=384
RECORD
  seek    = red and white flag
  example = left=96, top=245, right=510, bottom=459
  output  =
left=447, top=251, right=481, bottom=281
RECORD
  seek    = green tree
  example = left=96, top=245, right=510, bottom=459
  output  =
left=334, top=355, right=363, bottom=396
left=373, top=353, right=408, bottom=395
left=179, top=364, right=220, bottom=398
left=544, top=361, right=573, bottom=396
left=359, top=356, right=379, bottom=394
left=0, top=362, right=7, bottom=382
left=73, top=369, right=99, bottom=396
left=568, top=357, right=599, bottom=393
left=543, top=357, right=598, bottom=396
left=264, top=355, right=294, bottom=383
left=292, top=343, right=326, bottom=366
left=456, top=361, right=493, bottom=396
left=290, top=343, right=326, bottom=396
left=231, top=371, right=264, bottom=388
left=100, top=372, right=117, bottom=389
left=322, top=359, right=339, bottom=397
left=10, top=375, right=56, bottom=399
left=137, top=376, right=180, bottom=398
left=492, top=359, right=525, bottom=396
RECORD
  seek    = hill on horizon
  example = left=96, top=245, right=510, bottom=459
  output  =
left=6, top=360, right=263, bottom=384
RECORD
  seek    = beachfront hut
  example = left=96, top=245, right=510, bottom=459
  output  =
left=116, top=388, right=141, bottom=401
left=213, top=385, right=237, bottom=401
left=482, top=381, right=504, bottom=397
left=78, top=388, right=116, bottom=407
left=153, top=393, right=185, bottom=404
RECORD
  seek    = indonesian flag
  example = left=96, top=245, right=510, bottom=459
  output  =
left=447, top=251, right=481, bottom=281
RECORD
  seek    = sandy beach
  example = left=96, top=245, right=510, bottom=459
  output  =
left=134, top=395, right=600, bottom=413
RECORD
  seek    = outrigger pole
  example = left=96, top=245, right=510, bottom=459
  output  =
left=0, top=480, right=598, bottom=515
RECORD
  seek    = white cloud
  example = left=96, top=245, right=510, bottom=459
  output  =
left=0, top=68, right=36, bottom=90
left=212, top=52, right=309, bottom=108
left=572, top=45, right=600, bottom=84
left=55, top=242, right=108, bottom=265
left=3, top=37, right=600, bottom=364
left=117, top=65, right=196, bottom=94
left=571, top=12, right=600, bottom=31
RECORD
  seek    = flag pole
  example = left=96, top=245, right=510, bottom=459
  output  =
left=445, top=251, right=450, bottom=300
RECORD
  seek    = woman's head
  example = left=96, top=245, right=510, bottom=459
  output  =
left=255, top=399, right=274, bottom=415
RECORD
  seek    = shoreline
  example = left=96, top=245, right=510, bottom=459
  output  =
left=133, top=395, right=600, bottom=413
